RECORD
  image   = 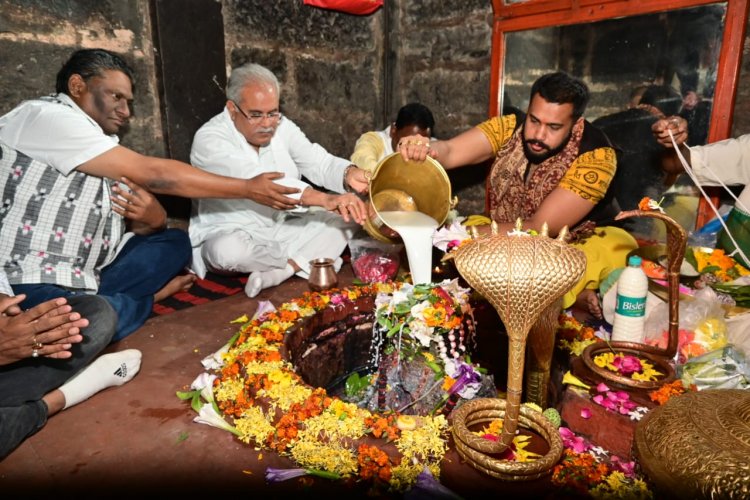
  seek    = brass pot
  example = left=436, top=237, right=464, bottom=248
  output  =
left=363, top=152, right=455, bottom=243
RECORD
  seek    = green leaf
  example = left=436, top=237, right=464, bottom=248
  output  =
left=306, top=469, right=342, bottom=480
left=227, top=330, right=241, bottom=347
left=345, top=372, right=371, bottom=397
left=191, top=394, right=204, bottom=413
left=387, top=323, right=403, bottom=337
left=425, top=359, right=443, bottom=375
left=684, top=247, right=698, bottom=270
left=345, top=372, right=361, bottom=397
left=176, top=432, right=189, bottom=443
left=176, top=390, right=199, bottom=401
left=394, top=302, right=412, bottom=315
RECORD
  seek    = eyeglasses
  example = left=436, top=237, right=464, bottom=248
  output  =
left=232, top=101, right=282, bottom=124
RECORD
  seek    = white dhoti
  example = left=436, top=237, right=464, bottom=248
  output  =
left=198, top=211, right=356, bottom=278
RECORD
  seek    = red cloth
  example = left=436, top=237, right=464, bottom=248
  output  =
left=303, top=0, right=383, bottom=15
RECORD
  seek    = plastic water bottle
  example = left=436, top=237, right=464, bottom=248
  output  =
left=611, top=255, right=648, bottom=343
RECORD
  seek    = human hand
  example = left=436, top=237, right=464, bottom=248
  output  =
left=0, top=293, right=22, bottom=316
left=345, top=166, right=370, bottom=194
left=246, top=172, right=301, bottom=210
left=682, top=91, right=700, bottom=111
left=111, top=177, right=167, bottom=233
left=652, top=116, right=688, bottom=148
left=329, top=194, right=368, bottom=224
left=0, top=296, right=88, bottom=366
left=397, top=135, right=437, bottom=162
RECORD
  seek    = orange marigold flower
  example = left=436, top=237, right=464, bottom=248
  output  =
left=649, top=379, right=687, bottom=405
left=638, top=197, right=653, bottom=211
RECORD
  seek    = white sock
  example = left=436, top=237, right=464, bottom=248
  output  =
left=245, top=264, right=295, bottom=298
left=60, top=349, right=142, bottom=410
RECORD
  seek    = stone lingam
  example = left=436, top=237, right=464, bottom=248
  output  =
left=445, top=220, right=586, bottom=481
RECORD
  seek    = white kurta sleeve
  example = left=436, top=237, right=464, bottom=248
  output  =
left=0, top=270, right=13, bottom=296
left=283, top=119, right=350, bottom=193
left=689, top=134, right=750, bottom=187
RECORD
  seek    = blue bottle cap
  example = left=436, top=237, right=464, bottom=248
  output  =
left=628, top=255, right=642, bottom=267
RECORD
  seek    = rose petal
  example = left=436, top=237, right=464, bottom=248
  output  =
left=580, top=407, right=592, bottom=419
left=596, top=382, right=610, bottom=392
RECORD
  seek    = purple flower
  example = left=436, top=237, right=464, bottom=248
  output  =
left=405, top=467, right=463, bottom=500
left=447, top=361, right=481, bottom=398
left=265, top=467, right=341, bottom=482
left=265, top=467, right=308, bottom=482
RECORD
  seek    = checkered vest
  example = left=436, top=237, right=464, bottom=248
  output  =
left=0, top=141, right=123, bottom=291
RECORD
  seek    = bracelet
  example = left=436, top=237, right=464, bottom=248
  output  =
left=343, top=164, right=356, bottom=193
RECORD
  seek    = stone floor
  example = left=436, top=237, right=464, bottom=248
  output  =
left=1, top=266, right=574, bottom=498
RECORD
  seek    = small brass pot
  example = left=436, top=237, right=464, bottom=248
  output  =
left=308, top=258, right=337, bottom=291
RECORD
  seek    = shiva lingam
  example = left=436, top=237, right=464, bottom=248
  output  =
left=578, top=209, right=685, bottom=390
left=445, top=220, right=586, bottom=481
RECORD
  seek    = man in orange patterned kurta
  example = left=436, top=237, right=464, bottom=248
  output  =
left=399, top=72, right=637, bottom=321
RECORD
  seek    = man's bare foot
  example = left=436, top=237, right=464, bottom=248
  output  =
left=154, top=274, right=197, bottom=303
left=571, top=289, right=603, bottom=324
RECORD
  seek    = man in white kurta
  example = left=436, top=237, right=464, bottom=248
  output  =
left=653, top=117, right=750, bottom=264
left=189, top=63, right=369, bottom=297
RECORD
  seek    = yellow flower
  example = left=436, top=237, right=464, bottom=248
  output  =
left=290, top=439, right=358, bottom=476
left=396, top=415, right=449, bottom=463
left=442, top=376, right=456, bottom=392
left=474, top=418, right=503, bottom=436
left=390, top=461, right=440, bottom=491
left=259, top=383, right=312, bottom=411
left=299, top=408, right=367, bottom=442
left=513, top=434, right=542, bottom=462
left=559, top=338, right=598, bottom=356
left=215, top=376, right=245, bottom=403
left=235, top=406, right=275, bottom=445
left=230, top=314, right=249, bottom=324
left=594, top=352, right=615, bottom=369
left=632, top=363, right=662, bottom=382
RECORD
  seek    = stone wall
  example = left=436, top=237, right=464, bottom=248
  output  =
left=0, top=1, right=748, bottom=220
left=388, top=0, right=493, bottom=215
left=221, top=0, right=384, bottom=159
left=0, top=0, right=163, bottom=157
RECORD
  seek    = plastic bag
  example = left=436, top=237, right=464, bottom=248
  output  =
left=643, top=287, right=728, bottom=364
left=349, top=237, right=402, bottom=283
left=678, top=345, right=750, bottom=390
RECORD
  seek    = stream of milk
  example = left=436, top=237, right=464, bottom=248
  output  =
left=377, top=210, right=439, bottom=285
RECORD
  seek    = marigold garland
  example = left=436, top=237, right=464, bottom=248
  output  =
left=202, top=283, right=454, bottom=491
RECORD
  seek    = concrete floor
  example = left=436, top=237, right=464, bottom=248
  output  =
left=1, top=266, right=564, bottom=498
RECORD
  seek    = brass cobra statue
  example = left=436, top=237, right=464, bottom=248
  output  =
left=446, top=220, right=586, bottom=480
